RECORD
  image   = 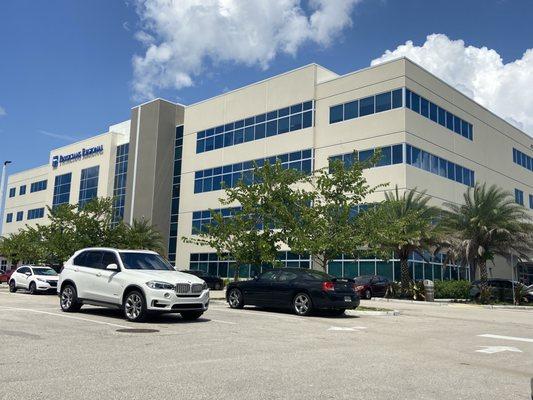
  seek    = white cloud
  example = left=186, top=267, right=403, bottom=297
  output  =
left=371, top=34, right=533, bottom=136
left=0, top=106, right=6, bottom=117
left=38, top=130, right=77, bottom=142
left=132, top=0, right=361, bottom=100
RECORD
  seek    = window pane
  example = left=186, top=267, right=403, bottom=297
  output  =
left=429, top=102, right=438, bottom=122
left=411, top=93, right=420, bottom=113
left=344, top=100, right=358, bottom=119
left=392, top=144, right=403, bottom=164
left=392, top=89, right=402, bottom=108
left=359, top=96, right=375, bottom=116
left=420, top=97, right=429, bottom=117
left=375, top=92, right=392, bottom=113
left=330, top=105, right=343, bottom=123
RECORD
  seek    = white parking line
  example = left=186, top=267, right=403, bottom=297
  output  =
left=478, top=334, right=533, bottom=343
left=0, top=306, right=130, bottom=329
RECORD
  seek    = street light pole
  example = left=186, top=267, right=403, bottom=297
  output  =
left=0, top=160, right=12, bottom=227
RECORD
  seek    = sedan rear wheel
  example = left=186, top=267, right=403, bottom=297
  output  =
left=364, top=289, right=372, bottom=300
left=293, top=293, right=313, bottom=316
left=228, top=288, right=244, bottom=309
left=214, top=282, right=222, bottom=290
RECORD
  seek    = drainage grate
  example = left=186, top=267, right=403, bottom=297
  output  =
left=116, top=328, right=159, bottom=333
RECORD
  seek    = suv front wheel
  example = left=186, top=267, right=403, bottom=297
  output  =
left=60, top=284, right=82, bottom=312
left=123, top=290, right=147, bottom=322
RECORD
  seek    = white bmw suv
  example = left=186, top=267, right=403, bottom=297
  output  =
left=58, top=248, right=209, bottom=322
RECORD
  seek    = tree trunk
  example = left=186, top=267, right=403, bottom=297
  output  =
left=313, top=253, right=328, bottom=272
left=400, top=257, right=410, bottom=294
left=478, top=259, right=489, bottom=303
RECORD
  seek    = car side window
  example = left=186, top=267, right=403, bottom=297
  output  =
left=18, top=267, right=28, bottom=274
left=102, top=252, right=119, bottom=269
left=259, top=270, right=279, bottom=281
left=73, top=252, right=88, bottom=267
left=278, top=271, right=297, bottom=282
left=85, top=251, right=104, bottom=269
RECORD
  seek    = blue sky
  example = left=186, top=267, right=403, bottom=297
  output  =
left=1, top=0, right=533, bottom=175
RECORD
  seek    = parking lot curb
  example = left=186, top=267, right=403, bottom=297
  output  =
left=367, top=298, right=451, bottom=306
left=482, top=304, right=533, bottom=311
left=351, top=309, right=400, bottom=316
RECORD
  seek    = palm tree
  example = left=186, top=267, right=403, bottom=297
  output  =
left=443, top=183, right=533, bottom=299
left=361, top=187, right=444, bottom=293
left=122, top=218, right=165, bottom=254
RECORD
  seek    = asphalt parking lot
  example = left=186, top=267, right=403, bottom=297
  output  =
left=0, top=285, right=532, bottom=400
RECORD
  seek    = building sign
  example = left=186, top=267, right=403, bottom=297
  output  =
left=52, top=145, right=104, bottom=168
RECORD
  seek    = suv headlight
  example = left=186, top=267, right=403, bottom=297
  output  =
left=36, top=278, right=47, bottom=282
left=146, top=281, right=175, bottom=290
left=202, top=282, right=208, bottom=291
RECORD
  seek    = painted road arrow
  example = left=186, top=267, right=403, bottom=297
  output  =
left=476, top=346, right=522, bottom=354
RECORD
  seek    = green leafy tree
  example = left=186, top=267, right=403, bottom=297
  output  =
left=442, top=183, right=533, bottom=301
left=287, top=152, right=384, bottom=271
left=183, top=161, right=308, bottom=279
left=360, top=187, right=445, bottom=292
left=0, top=228, right=46, bottom=265
left=121, top=218, right=164, bottom=254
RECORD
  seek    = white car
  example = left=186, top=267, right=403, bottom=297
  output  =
left=9, top=265, right=59, bottom=294
left=57, top=248, right=209, bottom=322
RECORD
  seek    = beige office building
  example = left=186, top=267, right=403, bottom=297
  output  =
left=2, top=58, right=532, bottom=283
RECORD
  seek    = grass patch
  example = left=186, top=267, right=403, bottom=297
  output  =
left=356, top=306, right=393, bottom=312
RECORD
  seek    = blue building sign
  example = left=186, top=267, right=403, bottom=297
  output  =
left=52, top=145, right=104, bottom=168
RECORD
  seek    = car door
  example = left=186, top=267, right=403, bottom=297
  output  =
left=244, top=270, right=279, bottom=306
left=373, top=276, right=389, bottom=297
left=14, top=267, right=30, bottom=288
left=269, top=271, right=299, bottom=307
left=73, top=251, right=104, bottom=300
left=91, top=251, right=124, bottom=305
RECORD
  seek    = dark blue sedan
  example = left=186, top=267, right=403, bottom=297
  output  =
left=226, top=268, right=360, bottom=316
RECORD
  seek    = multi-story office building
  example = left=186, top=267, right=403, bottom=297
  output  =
left=2, top=58, right=532, bottom=282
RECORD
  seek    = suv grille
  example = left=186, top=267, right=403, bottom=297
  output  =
left=191, top=283, right=204, bottom=293
left=175, top=283, right=191, bottom=294
left=47, top=280, right=57, bottom=287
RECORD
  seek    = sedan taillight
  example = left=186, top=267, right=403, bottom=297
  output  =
left=322, top=281, right=335, bottom=292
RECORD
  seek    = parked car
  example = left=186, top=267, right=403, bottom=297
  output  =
left=8, top=266, right=58, bottom=294
left=353, top=275, right=391, bottom=299
left=226, top=268, right=360, bottom=316
left=0, top=269, right=15, bottom=284
left=181, top=270, right=224, bottom=290
left=58, top=247, right=209, bottom=322
left=469, top=279, right=533, bottom=302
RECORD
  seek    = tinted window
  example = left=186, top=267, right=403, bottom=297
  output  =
left=73, top=252, right=88, bottom=267
left=258, top=270, right=279, bottom=281
left=304, top=271, right=333, bottom=281
left=278, top=271, right=298, bottom=281
left=102, top=252, right=119, bottom=268
left=18, top=267, right=29, bottom=274
left=354, top=276, right=372, bottom=284
left=85, top=251, right=104, bottom=269
left=120, top=252, right=174, bottom=271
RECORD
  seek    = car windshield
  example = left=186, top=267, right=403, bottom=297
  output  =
left=354, top=276, right=372, bottom=284
left=119, top=252, right=175, bottom=271
left=32, top=268, right=57, bottom=276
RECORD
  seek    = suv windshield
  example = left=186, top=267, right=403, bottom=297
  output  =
left=32, top=268, right=57, bottom=276
left=119, top=253, right=175, bottom=271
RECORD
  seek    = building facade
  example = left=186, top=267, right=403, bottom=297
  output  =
left=2, top=59, right=532, bottom=282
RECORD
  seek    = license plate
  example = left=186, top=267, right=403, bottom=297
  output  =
left=344, top=296, right=351, bottom=302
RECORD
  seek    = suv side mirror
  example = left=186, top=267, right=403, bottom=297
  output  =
left=106, top=263, right=119, bottom=271
left=25, top=272, right=32, bottom=276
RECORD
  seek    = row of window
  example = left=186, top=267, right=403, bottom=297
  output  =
left=406, top=144, right=475, bottom=187
left=329, top=89, right=403, bottom=124
left=513, top=148, right=533, bottom=172
left=168, top=126, right=184, bottom=263
left=78, top=166, right=99, bottom=209
left=194, top=149, right=313, bottom=194
left=112, top=143, right=129, bottom=224
left=405, top=89, right=473, bottom=140
left=5, top=207, right=45, bottom=223
left=8, top=179, right=48, bottom=198
left=329, top=144, right=404, bottom=169
left=30, top=180, right=47, bottom=193
left=331, top=143, right=475, bottom=187
left=196, top=101, right=314, bottom=154
left=189, top=252, right=312, bottom=277
left=188, top=251, right=468, bottom=280
left=191, top=207, right=242, bottom=234
left=514, top=189, right=533, bottom=209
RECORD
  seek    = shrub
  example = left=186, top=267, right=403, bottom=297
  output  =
left=434, top=280, right=471, bottom=299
